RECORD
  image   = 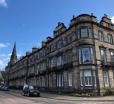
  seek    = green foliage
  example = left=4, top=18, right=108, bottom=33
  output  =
left=103, top=89, right=113, bottom=96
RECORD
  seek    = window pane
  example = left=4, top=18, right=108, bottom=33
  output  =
left=80, top=71, right=83, bottom=86
left=81, top=28, right=88, bottom=38
left=68, top=72, right=73, bottom=86
left=98, top=31, right=104, bottom=41
left=100, top=49, right=106, bottom=63
left=57, top=56, right=62, bottom=66
left=80, top=70, right=96, bottom=86
left=84, top=70, right=91, bottom=76
left=82, top=48, right=91, bottom=64
left=110, top=51, right=114, bottom=62
left=85, top=77, right=88, bottom=85
left=104, top=71, right=109, bottom=87
left=108, top=34, right=113, bottom=44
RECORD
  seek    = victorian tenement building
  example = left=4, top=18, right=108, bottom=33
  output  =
left=5, top=14, right=114, bottom=95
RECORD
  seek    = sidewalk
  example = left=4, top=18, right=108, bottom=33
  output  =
left=10, top=90, right=114, bottom=101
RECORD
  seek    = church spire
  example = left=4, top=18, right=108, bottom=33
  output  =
left=10, top=42, right=17, bottom=65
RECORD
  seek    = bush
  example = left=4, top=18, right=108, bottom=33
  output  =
left=103, top=89, right=113, bottom=96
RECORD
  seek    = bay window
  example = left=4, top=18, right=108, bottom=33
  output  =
left=80, top=70, right=96, bottom=87
left=79, top=48, right=94, bottom=64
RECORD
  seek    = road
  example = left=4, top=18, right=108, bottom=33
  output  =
left=0, top=91, right=114, bottom=104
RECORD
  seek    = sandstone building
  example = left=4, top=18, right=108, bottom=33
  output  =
left=5, top=14, right=114, bottom=95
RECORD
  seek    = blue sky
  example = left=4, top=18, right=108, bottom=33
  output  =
left=0, top=0, right=114, bottom=69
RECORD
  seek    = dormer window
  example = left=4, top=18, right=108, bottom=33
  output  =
left=107, top=34, right=113, bottom=44
left=98, top=31, right=104, bottom=41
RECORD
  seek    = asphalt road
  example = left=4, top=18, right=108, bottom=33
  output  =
left=0, top=91, right=114, bottom=104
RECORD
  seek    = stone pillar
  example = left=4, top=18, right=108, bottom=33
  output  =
left=73, top=68, right=78, bottom=89
left=97, top=67, right=104, bottom=95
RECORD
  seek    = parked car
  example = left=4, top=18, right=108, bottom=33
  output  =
left=23, top=85, right=40, bottom=97
left=0, top=85, right=4, bottom=90
left=0, top=85, right=9, bottom=91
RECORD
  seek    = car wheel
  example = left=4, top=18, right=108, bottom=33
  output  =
left=26, top=93, right=29, bottom=97
left=37, top=93, right=40, bottom=97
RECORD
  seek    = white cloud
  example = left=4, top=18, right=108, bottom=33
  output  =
left=0, top=0, right=7, bottom=7
left=0, top=43, right=7, bottom=48
left=0, top=55, right=7, bottom=69
left=111, top=16, right=114, bottom=24
left=0, top=59, right=3, bottom=66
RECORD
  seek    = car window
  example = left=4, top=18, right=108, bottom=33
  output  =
left=29, top=86, right=34, bottom=90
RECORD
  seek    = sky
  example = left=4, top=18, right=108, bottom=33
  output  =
left=0, top=0, right=114, bottom=70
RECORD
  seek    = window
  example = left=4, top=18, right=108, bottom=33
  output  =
left=57, top=56, right=63, bottom=66
left=57, top=38, right=63, bottom=49
left=107, top=34, right=113, bottom=44
left=98, top=31, right=104, bottom=41
left=100, top=48, right=106, bottom=63
left=103, top=71, right=109, bottom=87
left=63, top=36, right=68, bottom=46
left=51, top=58, right=54, bottom=68
left=80, top=70, right=96, bottom=86
left=81, top=28, right=88, bottom=38
left=79, top=48, right=94, bottom=64
left=57, top=73, right=64, bottom=87
left=110, top=51, right=114, bottom=62
left=78, top=27, right=91, bottom=39
left=68, top=72, right=73, bottom=87
left=108, top=24, right=113, bottom=29
left=113, top=71, right=114, bottom=79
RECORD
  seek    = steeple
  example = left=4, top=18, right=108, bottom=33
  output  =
left=10, top=43, right=17, bottom=65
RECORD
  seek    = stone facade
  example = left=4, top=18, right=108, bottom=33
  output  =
left=5, top=14, right=114, bottom=95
